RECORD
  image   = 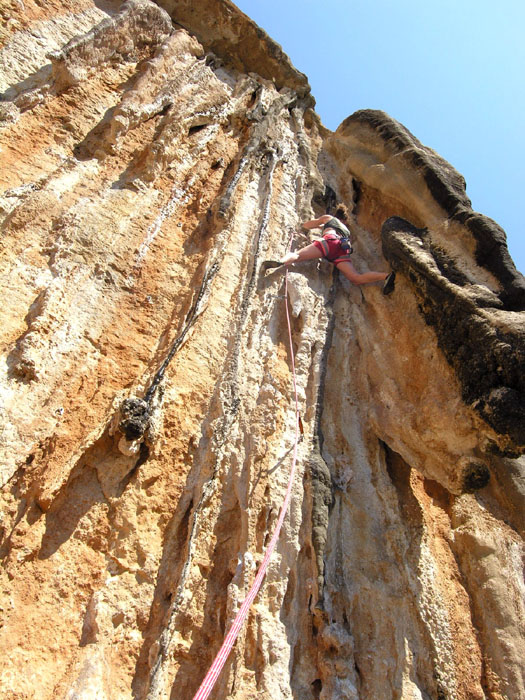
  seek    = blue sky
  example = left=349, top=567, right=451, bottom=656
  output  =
left=233, top=0, right=525, bottom=273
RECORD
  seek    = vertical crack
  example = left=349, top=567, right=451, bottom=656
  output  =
left=143, top=147, right=279, bottom=700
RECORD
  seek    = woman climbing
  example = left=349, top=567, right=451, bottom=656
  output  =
left=264, top=203, right=395, bottom=294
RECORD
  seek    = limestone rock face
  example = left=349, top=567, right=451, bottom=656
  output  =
left=1, top=2, right=524, bottom=700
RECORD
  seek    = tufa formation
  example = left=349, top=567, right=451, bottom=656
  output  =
left=0, top=1, right=524, bottom=699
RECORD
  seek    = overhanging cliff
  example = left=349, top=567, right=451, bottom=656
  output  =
left=0, top=2, right=524, bottom=699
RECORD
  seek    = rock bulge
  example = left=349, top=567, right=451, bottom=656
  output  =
left=0, top=2, right=523, bottom=699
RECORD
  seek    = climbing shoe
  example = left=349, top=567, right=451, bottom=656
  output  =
left=382, top=271, right=396, bottom=295
left=262, top=260, right=284, bottom=275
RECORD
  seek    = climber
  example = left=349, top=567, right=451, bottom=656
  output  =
left=264, top=203, right=395, bottom=294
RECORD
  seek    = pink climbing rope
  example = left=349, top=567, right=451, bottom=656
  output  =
left=192, top=241, right=301, bottom=700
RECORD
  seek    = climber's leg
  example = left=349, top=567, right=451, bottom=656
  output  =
left=335, top=260, right=388, bottom=285
left=282, top=243, right=324, bottom=266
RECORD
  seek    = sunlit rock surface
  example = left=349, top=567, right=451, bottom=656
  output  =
left=0, top=2, right=524, bottom=699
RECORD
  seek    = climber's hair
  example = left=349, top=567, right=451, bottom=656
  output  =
left=334, top=203, right=350, bottom=222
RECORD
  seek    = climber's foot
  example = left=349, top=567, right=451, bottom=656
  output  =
left=383, top=271, right=396, bottom=295
left=262, top=260, right=284, bottom=275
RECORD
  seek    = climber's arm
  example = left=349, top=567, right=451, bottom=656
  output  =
left=302, top=214, right=332, bottom=230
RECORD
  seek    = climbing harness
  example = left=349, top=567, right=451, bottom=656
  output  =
left=317, top=217, right=353, bottom=263
left=315, top=233, right=353, bottom=265
left=192, top=235, right=302, bottom=700
left=293, top=216, right=354, bottom=266
left=322, top=217, right=352, bottom=251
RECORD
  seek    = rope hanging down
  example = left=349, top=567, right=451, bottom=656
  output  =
left=192, top=240, right=302, bottom=700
